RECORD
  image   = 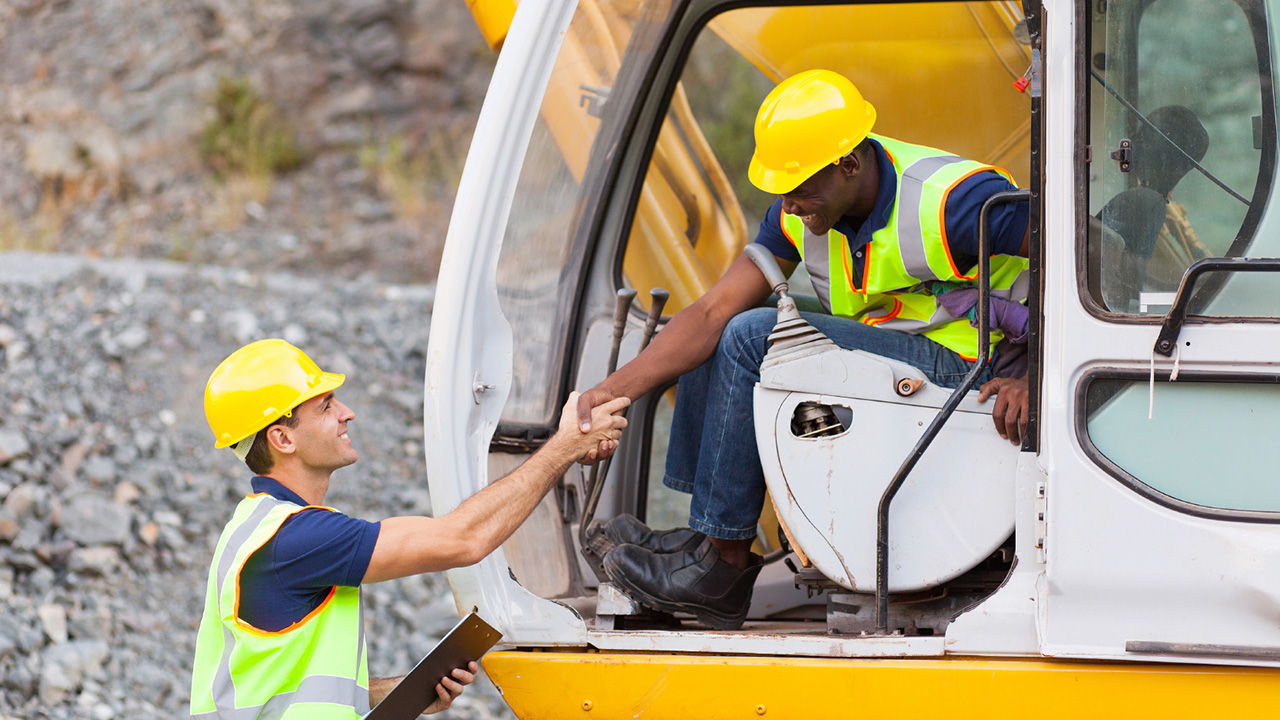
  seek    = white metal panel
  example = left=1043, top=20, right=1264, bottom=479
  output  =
left=758, top=385, right=1017, bottom=592
left=1038, top=0, right=1280, bottom=664
left=425, top=0, right=588, bottom=647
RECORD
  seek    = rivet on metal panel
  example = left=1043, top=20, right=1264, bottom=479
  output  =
left=582, top=700, right=593, bottom=711
left=757, top=705, right=767, bottom=715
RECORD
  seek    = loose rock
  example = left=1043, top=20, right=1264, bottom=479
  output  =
left=60, top=495, right=131, bottom=546
left=0, top=431, right=30, bottom=465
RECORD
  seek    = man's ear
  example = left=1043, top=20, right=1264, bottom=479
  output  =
left=837, top=150, right=861, bottom=179
left=266, top=425, right=297, bottom=457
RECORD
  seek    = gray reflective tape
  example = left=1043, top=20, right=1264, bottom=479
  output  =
left=211, top=624, right=239, bottom=716
left=257, top=675, right=365, bottom=719
left=215, top=499, right=279, bottom=598
left=210, top=498, right=281, bottom=717
left=355, top=592, right=369, bottom=713
left=898, top=156, right=965, bottom=280
left=192, top=675, right=364, bottom=719
left=802, top=226, right=833, bottom=313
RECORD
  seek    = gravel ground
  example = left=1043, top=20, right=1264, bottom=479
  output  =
left=0, top=251, right=515, bottom=719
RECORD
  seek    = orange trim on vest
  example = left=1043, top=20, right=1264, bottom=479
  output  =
left=881, top=143, right=898, bottom=169
left=840, top=241, right=856, bottom=294
left=864, top=297, right=904, bottom=326
left=780, top=211, right=800, bottom=249
left=231, top=504, right=341, bottom=637
left=937, top=166, right=1014, bottom=281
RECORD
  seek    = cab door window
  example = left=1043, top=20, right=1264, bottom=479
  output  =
left=1086, top=0, right=1276, bottom=315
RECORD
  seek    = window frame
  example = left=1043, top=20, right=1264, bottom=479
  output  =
left=1076, top=0, right=1279, bottom=322
left=1074, top=366, right=1280, bottom=523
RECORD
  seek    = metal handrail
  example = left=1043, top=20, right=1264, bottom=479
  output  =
left=874, top=189, right=1030, bottom=633
left=1153, top=256, right=1280, bottom=357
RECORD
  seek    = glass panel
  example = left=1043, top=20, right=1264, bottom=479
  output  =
left=1086, top=379, right=1280, bottom=512
left=618, top=28, right=772, bottom=315
left=497, top=0, right=675, bottom=425
left=1086, top=0, right=1274, bottom=314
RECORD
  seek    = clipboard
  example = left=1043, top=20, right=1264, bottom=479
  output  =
left=361, top=613, right=502, bottom=720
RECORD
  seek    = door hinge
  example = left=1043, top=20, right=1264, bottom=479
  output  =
left=1034, top=480, right=1048, bottom=564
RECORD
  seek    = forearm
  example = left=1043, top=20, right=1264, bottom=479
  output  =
left=374, top=435, right=577, bottom=575
left=600, top=300, right=728, bottom=400
left=369, top=676, right=401, bottom=708
left=446, top=434, right=579, bottom=557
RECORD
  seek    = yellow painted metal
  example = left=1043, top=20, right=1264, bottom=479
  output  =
left=466, top=0, right=518, bottom=51
left=709, top=2, right=1032, bottom=187
left=484, top=651, right=1280, bottom=720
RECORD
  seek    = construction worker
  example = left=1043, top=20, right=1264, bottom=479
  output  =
left=191, top=339, right=629, bottom=718
left=576, top=70, right=1032, bottom=630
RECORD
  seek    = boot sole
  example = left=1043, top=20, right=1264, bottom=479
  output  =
left=603, top=556, right=749, bottom=631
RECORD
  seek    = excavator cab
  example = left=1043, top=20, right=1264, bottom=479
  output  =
left=427, top=0, right=1280, bottom=715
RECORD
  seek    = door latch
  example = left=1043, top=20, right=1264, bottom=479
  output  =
left=1110, top=138, right=1133, bottom=173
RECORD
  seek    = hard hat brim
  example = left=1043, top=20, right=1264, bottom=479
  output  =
left=747, top=153, right=842, bottom=195
left=212, top=371, right=346, bottom=448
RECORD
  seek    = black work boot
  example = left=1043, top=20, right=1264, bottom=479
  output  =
left=602, top=514, right=705, bottom=554
left=603, top=536, right=762, bottom=631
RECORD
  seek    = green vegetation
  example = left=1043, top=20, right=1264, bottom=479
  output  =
left=358, top=127, right=469, bottom=228
left=198, top=77, right=303, bottom=179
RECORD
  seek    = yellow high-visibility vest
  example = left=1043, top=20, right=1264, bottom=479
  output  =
left=780, top=134, right=1029, bottom=359
left=190, top=493, right=370, bottom=719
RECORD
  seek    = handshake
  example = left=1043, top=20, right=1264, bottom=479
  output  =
left=551, top=389, right=630, bottom=464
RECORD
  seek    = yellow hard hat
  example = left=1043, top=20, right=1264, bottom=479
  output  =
left=204, top=339, right=345, bottom=449
left=747, top=70, right=877, bottom=195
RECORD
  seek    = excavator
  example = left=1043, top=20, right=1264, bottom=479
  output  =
left=424, top=0, right=1280, bottom=716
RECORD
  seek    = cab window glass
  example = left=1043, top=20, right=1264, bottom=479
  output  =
left=497, top=0, right=674, bottom=425
left=1085, top=378, right=1280, bottom=512
left=1086, top=0, right=1276, bottom=315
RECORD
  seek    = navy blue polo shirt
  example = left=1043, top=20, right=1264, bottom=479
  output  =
left=237, top=477, right=381, bottom=632
left=755, top=137, right=1029, bottom=284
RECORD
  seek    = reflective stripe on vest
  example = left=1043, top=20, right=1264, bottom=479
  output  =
left=190, top=494, right=370, bottom=720
left=779, top=134, right=1029, bottom=359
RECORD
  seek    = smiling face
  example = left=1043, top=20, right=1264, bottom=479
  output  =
left=779, top=155, right=865, bottom=236
left=286, top=391, right=358, bottom=473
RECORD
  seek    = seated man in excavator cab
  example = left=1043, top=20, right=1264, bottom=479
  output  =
left=576, top=70, right=1032, bottom=630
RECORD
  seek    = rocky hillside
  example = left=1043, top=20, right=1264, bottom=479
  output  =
left=0, top=0, right=496, bottom=284
left=0, top=1, right=514, bottom=717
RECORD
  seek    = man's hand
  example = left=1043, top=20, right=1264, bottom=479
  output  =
left=574, top=387, right=628, bottom=464
left=423, top=662, right=478, bottom=715
left=558, top=391, right=629, bottom=462
left=977, top=375, right=1029, bottom=446
left=368, top=663, right=478, bottom=717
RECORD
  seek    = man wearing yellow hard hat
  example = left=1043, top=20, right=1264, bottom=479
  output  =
left=190, top=339, right=629, bottom=718
left=577, top=70, right=1031, bottom=630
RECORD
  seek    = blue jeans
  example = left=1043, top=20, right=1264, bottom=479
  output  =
left=664, top=307, right=996, bottom=540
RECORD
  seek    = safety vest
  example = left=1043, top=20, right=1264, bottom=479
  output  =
left=780, top=134, right=1030, bottom=359
left=190, top=493, right=370, bottom=719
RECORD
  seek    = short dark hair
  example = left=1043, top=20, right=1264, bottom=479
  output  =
left=244, top=412, right=300, bottom=475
